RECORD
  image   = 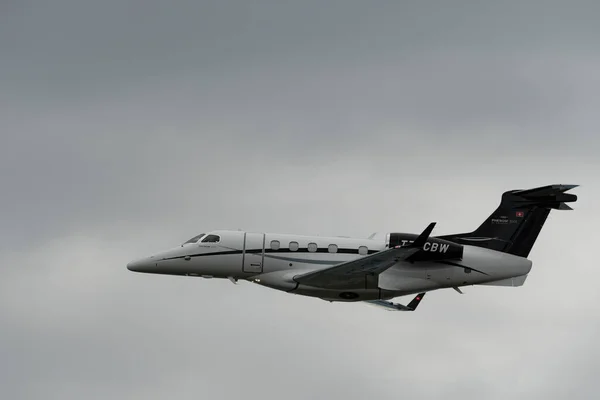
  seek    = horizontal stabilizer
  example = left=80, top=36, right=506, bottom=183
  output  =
left=510, top=184, right=578, bottom=210
left=513, top=184, right=578, bottom=197
left=558, top=202, right=573, bottom=210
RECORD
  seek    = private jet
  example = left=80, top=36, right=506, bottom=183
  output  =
left=127, top=184, right=577, bottom=311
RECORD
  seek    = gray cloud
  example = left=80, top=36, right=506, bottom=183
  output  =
left=1, top=1, right=600, bottom=399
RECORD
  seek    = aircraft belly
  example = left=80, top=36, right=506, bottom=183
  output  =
left=378, top=265, right=439, bottom=292
left=293, top=285, right=383, bottom=302
left=253, top=270, right=384, bottom=301
left=426, top=264, right=455, bottom=285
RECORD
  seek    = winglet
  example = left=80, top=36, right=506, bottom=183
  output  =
left=406, top=292, right=426, bottom=310
left=410, top=222, right=436, bottom=248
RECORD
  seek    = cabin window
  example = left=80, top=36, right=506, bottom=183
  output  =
left=328, top=244, right=338, bottom=253
left=183, top=233, right=205, bottom=245
left=358, top=246, right=368, bottom=255
left=270, top=240, right=280, bottom=250
left=201, top=234, right=220, bottom=243
left=289, top=241, right=299, bottom=251
left=308, top=243, right=318, bottom=253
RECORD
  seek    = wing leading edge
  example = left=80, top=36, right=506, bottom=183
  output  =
left=293, top=223, right=436, bottom=289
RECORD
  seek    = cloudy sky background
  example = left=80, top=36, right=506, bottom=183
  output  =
left=2, top=1, right=600, bottom=398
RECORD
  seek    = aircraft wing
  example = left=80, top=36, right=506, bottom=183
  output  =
left=365, top=292, right=426, bottom=311
left=293, top=223, right=436, bottom=289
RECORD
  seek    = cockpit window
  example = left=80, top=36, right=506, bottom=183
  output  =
left=201, top=234, right=220, bottom=243
left=183, top=233, right=205, bottom=245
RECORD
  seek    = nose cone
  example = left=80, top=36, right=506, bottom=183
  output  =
left=127, top=257, right=155, bottom=272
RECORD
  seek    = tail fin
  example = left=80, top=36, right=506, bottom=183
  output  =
left=440, top=184, right=578, bottom=257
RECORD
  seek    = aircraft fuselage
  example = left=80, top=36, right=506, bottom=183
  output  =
left=127, top=230, right=532, bottom=302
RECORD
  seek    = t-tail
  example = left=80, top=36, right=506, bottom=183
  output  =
left=439, top=184, right=578, bottom=257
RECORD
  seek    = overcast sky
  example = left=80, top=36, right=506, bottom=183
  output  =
left=2, top=1, right=600, bottom=399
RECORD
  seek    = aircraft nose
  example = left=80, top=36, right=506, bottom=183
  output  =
left=127, top=257, right=155, bottom=272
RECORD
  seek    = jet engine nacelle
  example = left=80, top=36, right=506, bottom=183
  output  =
left=386, top=233, right=463, bottom=261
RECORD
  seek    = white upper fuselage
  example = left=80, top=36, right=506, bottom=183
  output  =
left=127, top=230, right=532, bottom=302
